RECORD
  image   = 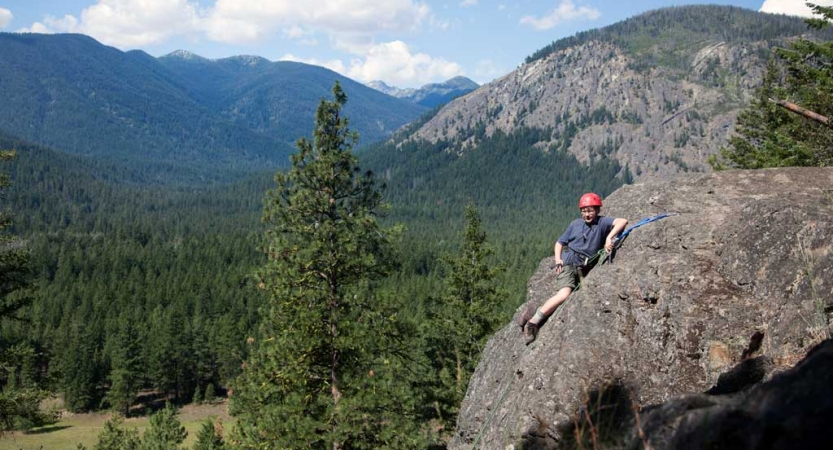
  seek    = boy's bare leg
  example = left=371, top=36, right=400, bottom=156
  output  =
left=525, top=287, right=572, bottom=344
left=530, top=287, right=573, bottom=324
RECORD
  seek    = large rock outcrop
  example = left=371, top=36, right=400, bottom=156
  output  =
left=637, top=338, right=833, bottom=449
left=452, top=167, right=833, bottom=449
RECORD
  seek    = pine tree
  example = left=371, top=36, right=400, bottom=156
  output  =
left=424, top=203, right=505, bottom=428
left=140, top=403, right=187, bottom=450
left=93, top=415, right=141, bottom=450
left=192, top=419, right=224, bottom=450
left=63, top=320, right=101, bottom=412
left=0, top=149, right=54, bottom=433
left=775, top=3, right=833, bottom=164
left=230, top=83, right=424, bottom=449
left=713, top=3, right=833, bottom=169
left=192, top=384, right=203, bottom=405
left=0, top=149, right=32, bottom=319
left=105, top=311, right=143, bottom=417
left=203, top=383, right=215, bottom=404
left=710, top=59, right=811, bottom=169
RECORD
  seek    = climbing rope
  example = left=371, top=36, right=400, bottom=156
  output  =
left=594, top=212, right=679, bottom=268
left=470, top=367, right=517, bottom=449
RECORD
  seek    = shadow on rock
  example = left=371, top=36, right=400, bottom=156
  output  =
left=521, top=381, right=636, bottom=450
left=641, top=339, right=833, bottom=450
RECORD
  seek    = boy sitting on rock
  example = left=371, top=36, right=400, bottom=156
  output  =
left=523, top=193, right=628, bottom=344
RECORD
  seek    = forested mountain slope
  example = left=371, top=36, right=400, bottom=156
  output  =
left=157, top=52, right=426, bottom=145
left=0, top=34, right=424, bottom=184
left=398, top=6, right=833, bottom=179
left=1, top=131, right=267, bottom=412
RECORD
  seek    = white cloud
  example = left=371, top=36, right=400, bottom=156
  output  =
left=17, top=1, right=458, bottom=88
left=330, top=34, right=376, bottom=55
left=279, top=54, right=346, bottom=74
left=18, top=14, right=79, bottom=34
left=460, top=0, right=479, bottom=7
left=759, top=0, right=833, bottom=17
left=201, top=13, right=264, bottom=43
left=430, top=14, right=451, bottom=31
left=204, top=0, right=430, bottom=43
left=80, top=0, right=200, bottom=47
left=282, top=25, right=308, bottom=39
left=19, top=0, right=199, bottom=47
left=472, top=59, right=506, bottom=84
left=520, top=0, right=600, bottom=30
left=19, top=0, right=431, bottom=48
left=0, top=8, right=12, bottom=29
left=498, top=4, right=507, bottom=11
left=346, top=40, right=463, bottom=87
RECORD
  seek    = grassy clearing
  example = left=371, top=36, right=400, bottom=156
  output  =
left=0, top=401, right=232, bottom=450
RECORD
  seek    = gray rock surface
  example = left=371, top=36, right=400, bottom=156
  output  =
left=451, top=167, right=833, bottom=449
left=639, top=338, right=833, bottom=449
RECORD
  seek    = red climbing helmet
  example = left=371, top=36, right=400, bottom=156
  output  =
left=579, top=193, right=602, bottom=209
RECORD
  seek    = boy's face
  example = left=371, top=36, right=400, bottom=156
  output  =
left=580, top=206, right=598, bottom=224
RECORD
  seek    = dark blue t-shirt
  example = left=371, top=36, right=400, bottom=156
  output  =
left=557, top=216, right=615, bottom=266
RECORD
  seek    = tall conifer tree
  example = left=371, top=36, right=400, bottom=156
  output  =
left=105, top=311, right=143, bottom=417
left=230, top=83, right=424, bottom=449
left=0, top=149, right=54, bottom=432
left=63, top=320, right=100, bottom=412
left=423, top=204, right=504, bottom=428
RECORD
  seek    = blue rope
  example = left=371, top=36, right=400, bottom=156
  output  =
left=613, top=212, right=678, bottom=246
left=595, top=212, right=678, bottom=266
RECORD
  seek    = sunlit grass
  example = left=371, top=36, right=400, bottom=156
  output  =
left=0, top=402, right=232, bottom=450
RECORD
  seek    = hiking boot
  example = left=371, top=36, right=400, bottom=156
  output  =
left=523, top=322, right=539, bottom=345
left=518, top=303, right=535, bottom=330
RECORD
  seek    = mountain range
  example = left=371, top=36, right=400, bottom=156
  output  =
left=2, top=6, right=829, bottom=190
left=385, top=5, right=833, bottom=180
left=0, top=34, right=426, bottom=184
left=367, top=76, right=480, bottom=108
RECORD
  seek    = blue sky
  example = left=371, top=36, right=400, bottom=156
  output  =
left=0, top=0, right=827, bottom=87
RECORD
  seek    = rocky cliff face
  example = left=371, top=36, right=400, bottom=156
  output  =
left=409, top=39, right=767, bottom=179
left=452, top=167, right=833, bottom=449
left=395, top=6, right=833, bottom=180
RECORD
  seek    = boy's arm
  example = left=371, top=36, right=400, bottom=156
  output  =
left=554, top=241, right=564, bottom=265
left=604, top=218, right=628, bottom=252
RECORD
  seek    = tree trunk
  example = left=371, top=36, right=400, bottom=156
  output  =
left=770, top=98, right=830, bottom=126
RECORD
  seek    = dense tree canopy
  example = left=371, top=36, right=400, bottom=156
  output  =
left=0, top=149, right=56, bottom=433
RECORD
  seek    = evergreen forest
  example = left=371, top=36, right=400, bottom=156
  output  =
left=0, top=85, right=630, bottom=445
left=1, top=3, right=831, bottom=448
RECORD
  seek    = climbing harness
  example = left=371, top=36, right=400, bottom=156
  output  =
left=471, top=212, right=679, bottom=449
